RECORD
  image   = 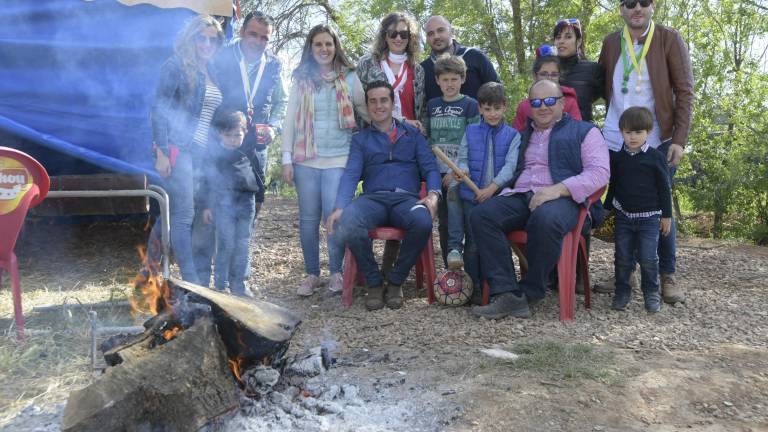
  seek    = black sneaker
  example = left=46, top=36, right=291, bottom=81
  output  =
left=644, top=291, right=662, bottom=313
left=611, top=293, right=631, bottom=311
left=470, top=292, right=531, bottom=319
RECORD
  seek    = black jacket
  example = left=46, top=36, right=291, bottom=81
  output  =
left=559, top=55, right=604, bottom=123
left=200, top=141, right=264, bottom=209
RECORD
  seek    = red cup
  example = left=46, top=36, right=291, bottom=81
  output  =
left=253, top=124, right=269, bottom=145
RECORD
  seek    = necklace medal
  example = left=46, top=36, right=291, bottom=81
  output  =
left=620, top=22, right=655, bottom=97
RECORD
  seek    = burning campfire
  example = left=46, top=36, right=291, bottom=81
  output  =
left=61, top=263, right=307, bottom=431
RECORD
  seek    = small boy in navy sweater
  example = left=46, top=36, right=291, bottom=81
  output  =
left=200, top=110, right=264, bottom=296
left=605, top=107, right=672, bottom=313
left=455, top=82, right=520, bottom=299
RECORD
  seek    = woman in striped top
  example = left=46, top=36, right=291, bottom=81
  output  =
left=151, top=15, right=224, bottom=284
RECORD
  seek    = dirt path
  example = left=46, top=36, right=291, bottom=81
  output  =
left=1, top=196, right=767, bottom=431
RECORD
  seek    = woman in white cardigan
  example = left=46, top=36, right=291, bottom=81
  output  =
left=281, top=24, right=369, bottom=296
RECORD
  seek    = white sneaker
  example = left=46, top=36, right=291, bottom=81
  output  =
left=447, top=249, right=464, bottom=270
left=328, top=273, right=343, bottom=293
left=296, top=275, right=320, bottom=296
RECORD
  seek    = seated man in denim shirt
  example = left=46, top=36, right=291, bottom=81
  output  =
left=327, top=81, right=441, bottom=311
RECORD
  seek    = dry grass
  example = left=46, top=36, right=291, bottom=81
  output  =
left=0, top=222, right=147, bottom=423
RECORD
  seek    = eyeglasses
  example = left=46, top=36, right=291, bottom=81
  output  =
left=536, top=71, right=561, bottom=79
left=621, top=0, right=652, bottom=9
left=195, top=34, right=222, bottom=46
left=385, top=30, right=411, bottom=40
left=555, top=18, right=582, bottom=30
left=528, top=96, right=563, bottom=108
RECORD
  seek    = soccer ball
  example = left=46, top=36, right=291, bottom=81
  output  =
left=433, top=270, right=473, bottom=306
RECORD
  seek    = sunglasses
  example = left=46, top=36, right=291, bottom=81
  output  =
left=528, top=96, right=563, bottom=108
left=195, top=34, right=222, bottom=46
left=621, top=0, right=652, bottom=9
left=536, top=71, right=561, bottom=79
left=385, top=30, right=411, bottom=40
left=555, top=18, right=582, bottom=29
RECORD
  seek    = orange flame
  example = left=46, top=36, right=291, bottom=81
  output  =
left=162, top=326, right=181, bottom=341
left=129, top=245, right=170, bottom=315
left=228, top=357, right=244, bottom=383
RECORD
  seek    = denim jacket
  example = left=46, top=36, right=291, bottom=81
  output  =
left=334, top=120, right=441, bottom=210
left=151, top=55, right=217, bottom=153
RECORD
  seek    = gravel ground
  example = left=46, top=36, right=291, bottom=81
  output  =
left=1, top=196, right=767, bottom=431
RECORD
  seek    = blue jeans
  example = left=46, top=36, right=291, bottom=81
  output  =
left=462, top=199, right=480, bottom=288
left=655, top=140, right=676, bottom=274
left=614, top=212, right=660, bottom=297
left=293, top=165, right=345, bottom=276
left=254, top=148, right=268, bottom=204
left=337, top=192, right=433, bottom=288
left=162, top=150, right=200, bottom=284
left=191, top=207, right=215, bottom=286
left=436, top=176, right=449, bottom=265
left=446, top=183, right=464, bottom=251
left=471, top=192, right=579, bottom=301
left=213, top=192, right=256, bottom=294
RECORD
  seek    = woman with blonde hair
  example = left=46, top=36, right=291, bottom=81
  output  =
left=151, top=15, right=224, bottom=284
left=356, top=12, right=425, bottom=131
left=282, top=24, right=369, bottom=296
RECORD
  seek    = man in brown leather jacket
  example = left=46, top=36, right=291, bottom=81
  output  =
left=597, top=0, right=693, bottom=304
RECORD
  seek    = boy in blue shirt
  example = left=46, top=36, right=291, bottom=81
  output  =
left=456, top=82, right=520, bottom=300
left=426, top=54, right=480, bottom=270
left=605, top=106, right=672, bottom=313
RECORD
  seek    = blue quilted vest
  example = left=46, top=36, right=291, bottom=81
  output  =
left=508, top=114, right=594, bottom=195
left=459, top=122, right=518, bottom=201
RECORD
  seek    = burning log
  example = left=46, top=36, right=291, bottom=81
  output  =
left=61, top=317, right=239, bottom=432
left=170, top=278, right=302, bottom=370
left=61, top=276, right=303, bottom=431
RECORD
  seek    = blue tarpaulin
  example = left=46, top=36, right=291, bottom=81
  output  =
left=0, top=0, right=200, bottom=180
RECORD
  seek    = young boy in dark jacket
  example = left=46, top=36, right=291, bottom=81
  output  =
left=605, top=106, right=672, bottom=313
left=200, top=110, right=264, bottom=296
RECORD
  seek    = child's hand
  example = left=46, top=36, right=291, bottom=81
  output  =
left=660, top=217, right=671, bottom=236
left=475, top=183, right=499, bottom=203
left=442, top=172, right=454, bottom=188
left=202, top=209, right=213, bottom=225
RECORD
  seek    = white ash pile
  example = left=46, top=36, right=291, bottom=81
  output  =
left=222, top=346, right=368, bottom=431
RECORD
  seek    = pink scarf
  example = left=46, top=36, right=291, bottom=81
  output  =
left=293, top=70, right=356, bottom=162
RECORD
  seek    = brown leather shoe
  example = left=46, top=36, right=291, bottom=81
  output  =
left=385, top=282, right=403, bottom=309
left=661, top=273, right=685, bottom=304
left=593, top=270, right=638, bottom=294
left=365, top=285, right=385, bottom=311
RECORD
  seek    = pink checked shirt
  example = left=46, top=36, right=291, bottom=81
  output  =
left=502, top=122, right=609, bottom=203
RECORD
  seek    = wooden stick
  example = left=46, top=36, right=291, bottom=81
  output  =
left=431, top=146, right=529, bottom=273
left=431, top=146, right=481, bottom=196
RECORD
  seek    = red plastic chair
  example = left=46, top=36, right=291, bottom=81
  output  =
left=341, top=227, right=436, bottom=307
left=481, top=187, right=605, bottom=321
left=341, top=184, right=437, bottom=307
left=0, top=147, right=50, bottom=340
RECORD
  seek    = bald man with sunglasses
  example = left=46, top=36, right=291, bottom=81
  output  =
left=597, top=0, right=693, bottom=304
left=470, top=80, right=609, bottom=319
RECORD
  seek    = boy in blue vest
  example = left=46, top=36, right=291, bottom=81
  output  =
left=455, top=82, right=520, bottom=299
left=605, top=106, right=672, bottom=313
left=426, top=54, right=480, bottom=270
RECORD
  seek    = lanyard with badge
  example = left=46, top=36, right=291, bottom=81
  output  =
left=620, top=21, right=655, bottom=94
left=238, top=52, right=267, bottom=126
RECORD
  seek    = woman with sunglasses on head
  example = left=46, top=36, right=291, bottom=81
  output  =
left=356, top=12, right=426, bottom=132
left=151, top=15, right=224, bottom=284
left=512, top=47, right=582, bottom=132
left=281, top=24, right=370, bottom=296
left=553, top=18, right=604, bottom=123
